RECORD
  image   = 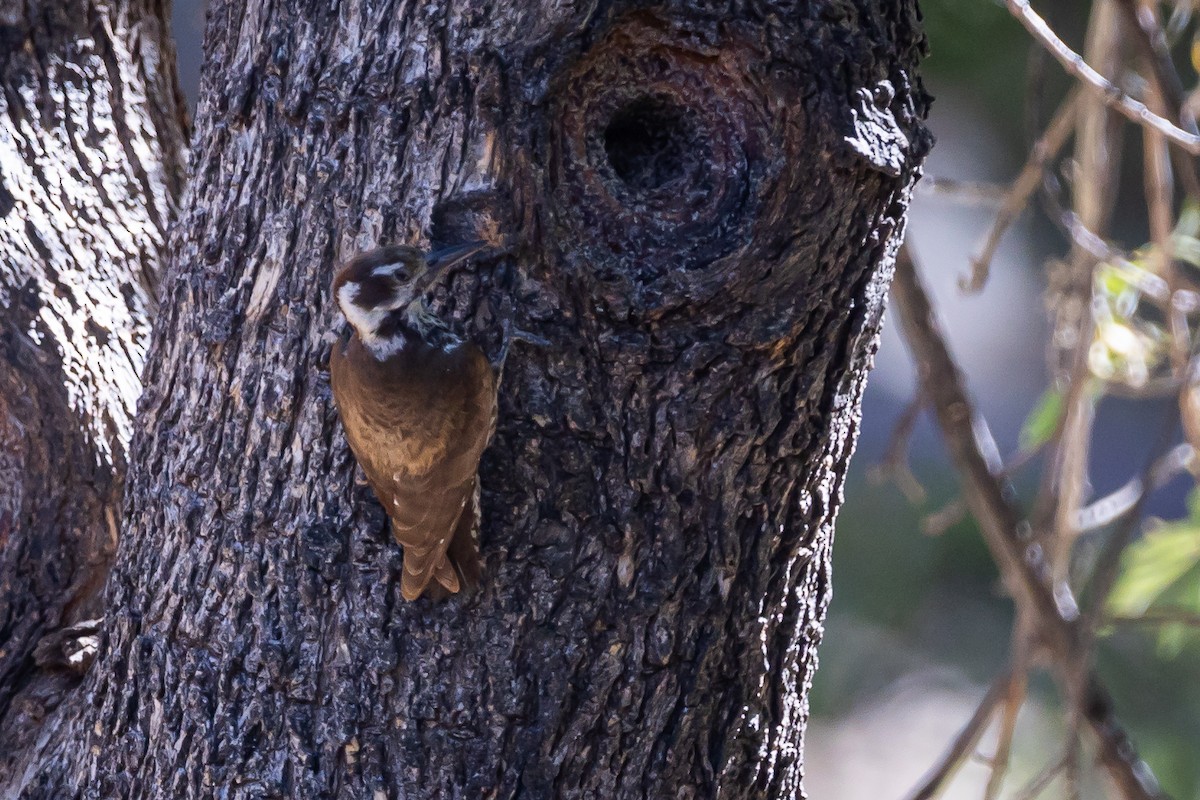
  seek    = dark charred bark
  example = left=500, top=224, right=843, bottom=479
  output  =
left=0, top=0, right=186, bottom=759
left=3, top=1, right=929, bottom=797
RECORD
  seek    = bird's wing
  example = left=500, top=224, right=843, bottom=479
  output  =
left=389, top=471, right=476, bottom=601
left=445, top=476, right=483, bottom=590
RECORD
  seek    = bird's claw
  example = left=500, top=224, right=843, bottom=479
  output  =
left=496, top=318, right=550, bottom=371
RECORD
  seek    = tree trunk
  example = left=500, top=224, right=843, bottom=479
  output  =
left=0, top=0, right=186, bottom=762
left=3, top=1, right=930, bottom=797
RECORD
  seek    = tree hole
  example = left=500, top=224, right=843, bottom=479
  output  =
left=603, top=98, right=697, bottom=192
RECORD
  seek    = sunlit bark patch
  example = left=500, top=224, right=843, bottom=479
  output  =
left=0, top=5, right=183, bottom=462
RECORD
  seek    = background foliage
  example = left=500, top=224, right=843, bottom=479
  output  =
left=812, top=2, right=1200, bottom=798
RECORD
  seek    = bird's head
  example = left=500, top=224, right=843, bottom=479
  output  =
left=332, top=241, right=486, bottom=353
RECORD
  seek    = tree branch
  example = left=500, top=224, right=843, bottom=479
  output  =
left=1005, top=0, right=1200, bottom=155
left=892, top=244, right=1168, bottom=800
left=869, top=393, right=927, bottom=502
left=903, top=668, right=1011, bottom=800
left=964, top=90, right=1080, bottom=293
left=1108, top=608, right=1200, bottom=627
left=1112, top=0, right=1200, bottom=200
left=1075, top=443, right=1193, bottom=532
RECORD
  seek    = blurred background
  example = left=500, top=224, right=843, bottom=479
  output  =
left=807, top=4, right=1200, bottom=799
left=168, top=2, right=1200, bottom=797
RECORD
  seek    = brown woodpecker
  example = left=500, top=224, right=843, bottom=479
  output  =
left=330, top=242, right=494, bottom=601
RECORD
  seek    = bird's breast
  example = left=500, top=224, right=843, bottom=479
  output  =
left=331, top=333, right=495, bottom=481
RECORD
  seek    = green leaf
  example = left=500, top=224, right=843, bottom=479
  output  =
left=1097, top=263, right=1132, bottom=298
left=1155, top=623, right=1189, bottom=660
left=1174, top=199, right=1200, bottom=239
left=1109, top=499, right=1200, bottom=617
left=1019, top=388, right=1064, bottom=450
left=1170, top=234, right=1200, bottom=269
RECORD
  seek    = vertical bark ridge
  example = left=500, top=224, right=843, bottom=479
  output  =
left=0, top=0, right=185, bottom=762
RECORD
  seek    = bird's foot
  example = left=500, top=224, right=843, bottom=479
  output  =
left=496, top=318, right=550, bottom=372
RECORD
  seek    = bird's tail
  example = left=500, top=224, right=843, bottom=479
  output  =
left=397, top=482, right=483, bottom=601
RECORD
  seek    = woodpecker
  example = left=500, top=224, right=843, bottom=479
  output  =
left=330, top=241, right=495, bottom=601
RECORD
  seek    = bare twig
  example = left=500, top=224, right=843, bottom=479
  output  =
left=1081, top=410, right=1182, bottom=637
left=915, top=177, right=1010, bottom=208
left=984, top=616, right=1033, bottom=800
left=1115, top=0, right=1193, bottom=131
left=903, top=669, right=1012, bottom=800
left=1075, top=443, right=1194, bottom=531
left=895, top=246, right=1077, bottom=625
left=1123, top=8, right=1192, bottom=378
left=1010, top=751, right=1070, bottom=800
left=1005, top=0, right=1200, bottom=155
left=892, top=245, right=1168, bottom=800
left=964, top=90, right=1081, bottom=293
left=921, top=498, right=966, bottom=537
left=1065, top=736, right=1083, bottom=800
left=1058, top=216, right=1168, bottom=297
left=1113, top=0, right=1200, bottom=200
left=869, top=394, right=928, bottom=502
left=1108, top=607, right=1200, bottom=627
left=1141, top=91, right=1176, bottom=283
left=1049, top=344, right=1095, bottom=585
left=1046, top=1, right=1121, bottom=591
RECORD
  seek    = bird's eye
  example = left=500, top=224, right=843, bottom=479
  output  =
left=393, top=270, right=409, bottom=282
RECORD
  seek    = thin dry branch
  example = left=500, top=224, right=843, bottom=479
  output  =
left=892, top=245, right=1168, bottom=800
left=869, top=394, right=927, bottom=502
left=1121, top=0, right=1193, bottom=373
left=1075, top=443, right=1194, bottom=531
left=916, top=177, right=1010, bottom=208
left=1142, top=92, right=1176, bottom=283
left=983, top=675, right=1026, bottom=800
left=1006, top=0, right=1200, bottom=155
left=1057, top=215, right=1169, bottom=299
left=1047, top=335, right=1097, bottom=588
left=1010, top=751, right=1071, bottom=800
left=893, top=246, right=1077, bottom=632
left=984, top=616, right=1033, bottom=800
left=1047, top=4, right=1119, bottom=587
left=1081, top=410, right=1183, bottom=638
left=1113, top=0, right=1200, bottom=199
left=1108, top=608, right=1200, bottom=627
left=903, top=669, right=1012, bottom=800
left=1115, top=0, right=1192, bottom=128
left=964, top=90, right=1081, bottom=293
left=921, top=498, right=966, bottom=537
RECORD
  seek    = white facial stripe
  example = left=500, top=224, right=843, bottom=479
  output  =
left=338, top=281, right=390, bottom=331
left=371, top=262, right=409, bottom=278
left=337, top=279, right=414, bottom=360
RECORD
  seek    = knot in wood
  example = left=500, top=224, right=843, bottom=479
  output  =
left=547, top=13, right=795, bottom=321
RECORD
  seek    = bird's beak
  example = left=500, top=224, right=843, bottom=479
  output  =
left=418, top=241, right=489, bottom=291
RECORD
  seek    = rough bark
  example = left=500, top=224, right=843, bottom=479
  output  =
left=0, top=0, right=185, bottom=749
left=4, top=1, right=929, bottom=797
